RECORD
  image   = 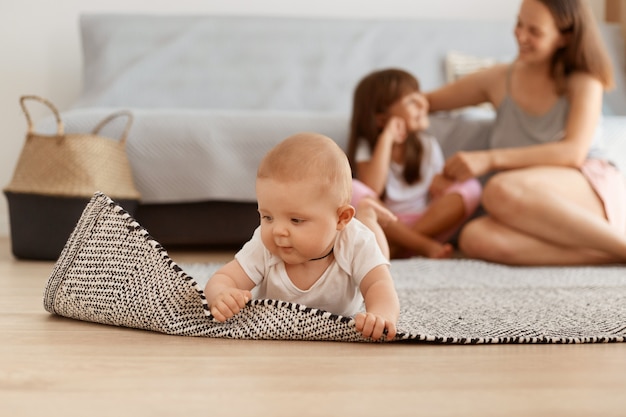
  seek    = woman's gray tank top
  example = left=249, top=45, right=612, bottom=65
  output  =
left=490, top=66, right=605, bottom=160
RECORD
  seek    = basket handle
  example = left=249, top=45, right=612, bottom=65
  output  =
left=19, top=95, right=64, bottom=136
left=91, top=110, right=134, bottom=144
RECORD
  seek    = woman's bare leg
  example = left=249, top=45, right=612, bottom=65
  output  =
left=460, top=167, right=626, bottom=265
left=459, top=216, right=619, bottom=265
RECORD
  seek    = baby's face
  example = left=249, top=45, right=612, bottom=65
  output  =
left=387, top=91, right=429, bottom=132
left=256, top=177, right=340, bottom=264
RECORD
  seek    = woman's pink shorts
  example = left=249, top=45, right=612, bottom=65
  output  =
left=581, top=159, right=626, bottom=234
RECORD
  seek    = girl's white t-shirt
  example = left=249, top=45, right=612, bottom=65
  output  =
left=355, top=133, right=444, bottom=214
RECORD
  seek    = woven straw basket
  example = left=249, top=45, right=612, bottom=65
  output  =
left=5, top=95, right=140, bottom=199
left=4, top=95, right=141, bottom=260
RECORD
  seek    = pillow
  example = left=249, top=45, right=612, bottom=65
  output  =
left=444, top=51, right=498, bottom=115
left=445, top=50, right=497, bottom=83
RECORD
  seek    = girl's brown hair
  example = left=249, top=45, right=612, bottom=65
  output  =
left=539, top=0, right=614, bottom=90
left=346, top=68, right=424, bottom=190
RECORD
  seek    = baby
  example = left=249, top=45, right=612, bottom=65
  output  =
left=204, top=132, right=399, bottom=340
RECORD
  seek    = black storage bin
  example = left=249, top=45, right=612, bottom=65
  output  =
left=5, top=192, right=138, bottom=260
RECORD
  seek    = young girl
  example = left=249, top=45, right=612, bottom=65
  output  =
left=347, top=68, right=482, bottom=259
left=426, top=0, right=626, bottom=265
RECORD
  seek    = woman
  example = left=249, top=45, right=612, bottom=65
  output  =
left=426, top=0, right=626, bottom=265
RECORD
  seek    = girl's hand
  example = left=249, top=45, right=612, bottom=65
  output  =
left=444, top=151, right=492, bottom=181
left=429, top=173, right=454, bottom=199
left=209, top=288, right=252, bottom=322
left=382, top=116, right=407, bottom=145
left=354, top=312, right=397, bottom=341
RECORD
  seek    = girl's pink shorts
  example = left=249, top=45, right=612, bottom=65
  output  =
left=351, top=178, right=482, bottom=243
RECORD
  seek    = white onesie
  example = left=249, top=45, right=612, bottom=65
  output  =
left=235, top=219, right=389, bottom=317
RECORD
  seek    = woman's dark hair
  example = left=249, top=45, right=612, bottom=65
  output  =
left=346, top=68, right=424, bottom=189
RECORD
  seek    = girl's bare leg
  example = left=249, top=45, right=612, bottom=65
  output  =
left=383, top=192, right=466, bottom=259
left=411, top=193, right=466, bottom=236
left=355, top=197, right=396, bottom=259
left=356, top=196, right=453, bottom=259
left=384, top=221, right=454, bottom=259
left=460, top=167, right=626, bottom=265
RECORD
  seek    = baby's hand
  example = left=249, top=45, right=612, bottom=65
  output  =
left=210, top=288, right=252, bottom=322
left=354, top=312, right=397, bottom=341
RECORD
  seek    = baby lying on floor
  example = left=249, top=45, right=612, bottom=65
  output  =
left=203, top=132, right=399, bottom=340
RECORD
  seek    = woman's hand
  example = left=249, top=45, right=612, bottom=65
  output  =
left=444, top=151, right=492, bottom=181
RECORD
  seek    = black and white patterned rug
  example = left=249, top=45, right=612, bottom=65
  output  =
left=44, top=193, right=626, bottom=344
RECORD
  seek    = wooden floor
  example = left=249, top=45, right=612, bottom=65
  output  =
left=2, top=237, right=626, bottom=417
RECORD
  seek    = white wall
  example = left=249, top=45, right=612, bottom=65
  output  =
left=0, top=0, right=604, bottom=237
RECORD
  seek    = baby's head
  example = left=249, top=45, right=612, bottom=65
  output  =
left=256, top=133, right=354, bottom=264
left=257, top=132, right=352, bottom=207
